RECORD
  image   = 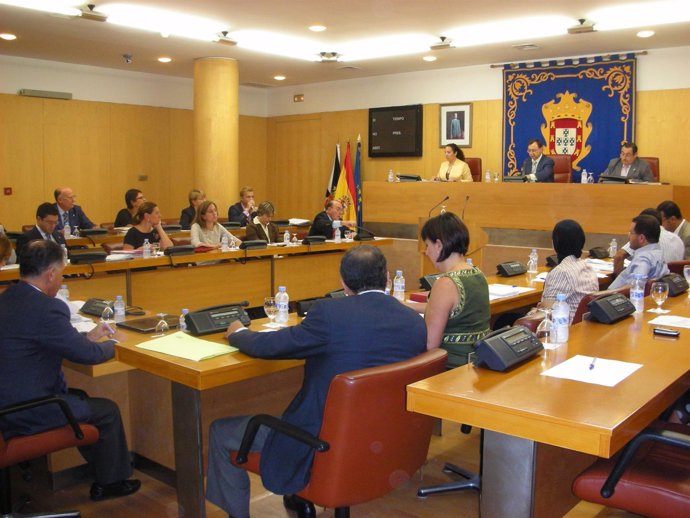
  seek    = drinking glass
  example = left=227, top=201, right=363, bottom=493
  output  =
left=344, top=230, right=353, bottom=241
left=684, top=265, right=690, bottom=297
left=151, top=242, right=160, bottom=256
left=536, top=309, right=556, bottom=349
left=263, top=297, right=278, bottom=323
left=291, top=233, right=299, bottom=246
left=100, top=305, right=114, bottom=324
left=153, top=313, right=169, bottom=337
left=650, top=282, right=669, bottom=313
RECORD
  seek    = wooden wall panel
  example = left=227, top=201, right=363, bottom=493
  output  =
left=168, top=108, right=195, bottom=219
left=236, top=115, right=268, bottom=214
left=637, top=89, right=690, bottom=185
left=43, top=99, right=111, bottom=224
left=0, top=95, right=45, bottom=229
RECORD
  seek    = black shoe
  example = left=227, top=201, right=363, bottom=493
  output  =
left=90, top=479, right=141, bottom=501
left=282, top=494, right=316, bottom=518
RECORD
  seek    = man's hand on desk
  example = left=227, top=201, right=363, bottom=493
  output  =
left=225, top=319, right=246, bottom=339
left=87, top=321, right=124, bottom=343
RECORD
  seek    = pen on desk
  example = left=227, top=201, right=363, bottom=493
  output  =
left=589, top=357, right=597, bottom=370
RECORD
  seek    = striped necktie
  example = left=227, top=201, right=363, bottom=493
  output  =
left=63, top=211, right=69, bottom=227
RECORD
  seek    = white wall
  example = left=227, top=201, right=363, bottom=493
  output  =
left=1, top=46, right=689, bottom=116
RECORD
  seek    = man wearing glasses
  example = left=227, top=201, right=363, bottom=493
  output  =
left=15, top=202, right=65, bottom=258
left=53, top=186, right=95, bottom=233
left=603, top=142, right=654, bottom=182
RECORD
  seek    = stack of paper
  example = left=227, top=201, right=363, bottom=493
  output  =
left=488, top=284, right=521, bottom=298
left=136, top=331, right=237, bottom=361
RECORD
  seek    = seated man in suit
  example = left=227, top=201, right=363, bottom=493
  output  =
left=53, top=186, right=94, bottom=233
left=245, top=201, right=280, bottom=243
left=657, top=200, right=690, bottom=259
left=206, top=245, right=427, bottom=518
left=602, top=142, right=654, bottom=182
left=15, top=202, right=65, bottom=258
left=609, top=214, right=669, bottom=289
left=228, top=186, right=257, bottom=227
left=0, top=240, right=140, bottom=501
left=521, top=138, right=554, bottom=182
left=308, top=199, right=353, bottom=238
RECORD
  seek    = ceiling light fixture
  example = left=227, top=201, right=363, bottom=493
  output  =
left=217, top=31, right=237, bottom=46
left=567, top=19, right=595, bottom=35
left=80, top=4, right=107, bottom=22
left=591, top=1, right=690, bottom=31
left=445, top=15, right=575, bottom=47
left=309, top=25, right=326, bottom=32
left=637, top=30, right=655, bottom=38
left=274, top=75, right=286, bottom=81
left=158, top=57, right=172, bottom=63
left=430, top=36, right=453, bottom=50
left=0, top=33, right=17, bottom=40
left=319, top=52, right=340, bottom=62
left=423, top=56, right=437, bottom=62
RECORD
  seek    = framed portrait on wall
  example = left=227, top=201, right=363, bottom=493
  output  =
left=440, top=103, right=472, bottom=148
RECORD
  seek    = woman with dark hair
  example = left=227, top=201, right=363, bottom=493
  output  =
left=123, top=201, right=173, bottom=251
left=245, top=201, right=280, bottom=243
left=540, top=219, right=598, bottom=323
left=418, top=212, right=490, bottom=367
left=190, top=201, right=240, bottom=249
left=114, top=189, right=145, bottom=227
left=435, top=143, right=472, bottom=182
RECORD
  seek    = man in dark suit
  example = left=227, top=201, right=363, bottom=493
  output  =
left=521, top=138, right=554, bottom=182
left=206, top=245, right=427, bottom=518
left=15, top=202, right=65, bottom=259
left=245, top=201, right=280, bottom=243
left=53, top=186, right=95, bottom=232
left=308, top=199, right=352, bottom=238
left=0, top=240, right=140, bottom=501
left=603, top=142, right=654, bottom=182
left=227, top=186, right=257, bottom=226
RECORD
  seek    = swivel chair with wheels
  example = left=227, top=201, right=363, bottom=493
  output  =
left=0, top=396, right=99, bottom=518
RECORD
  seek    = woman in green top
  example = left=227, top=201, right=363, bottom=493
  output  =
left=421, top=212, right=491, bottom=368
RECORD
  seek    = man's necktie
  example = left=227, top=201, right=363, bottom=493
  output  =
left=532, top=161, right=538, bottom=175
left=63, top=211, right=69, bottom=227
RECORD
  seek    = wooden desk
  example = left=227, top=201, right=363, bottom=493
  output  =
left=407, top=295, right=690, bottom=518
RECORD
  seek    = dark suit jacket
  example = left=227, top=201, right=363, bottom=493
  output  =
left=53, top=204, right=94, bottom=230
left=179, top=206, right=196, bottom=230
left=521, top=155, right=555, bottom=182
left=229, top=292, right=426, bottom=494
left=15, top=226, right=65, bottom=258
left=227, top=202, right=256, bottom=226
left=604, top=157, right=654, bottom=182
left=0, top=282, right=115, bottom=438
left=245, top=221, right=279, bottom=243
left=308, top=211, right=351, bottom=237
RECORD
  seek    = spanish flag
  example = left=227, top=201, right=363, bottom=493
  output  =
left=333, top=141, right=356, bottom=222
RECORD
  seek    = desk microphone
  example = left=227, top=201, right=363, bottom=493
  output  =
left=461, top=195, right=470, bottom=220
left=428, top=196, right=450, bottom=218
left=353, top=225, right=376, bottom=241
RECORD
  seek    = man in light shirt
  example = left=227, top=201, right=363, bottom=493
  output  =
left=657, top=200, right=690, bottom=259
left=617, top=208, right=684, bottom=263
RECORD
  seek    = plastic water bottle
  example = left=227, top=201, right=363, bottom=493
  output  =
left=387, top=168, right=395, bottom=182
left=220, top=234, right=230, bottom=251
left=113, top=295, right=126, bottom=323
left=283, top=230, right=290, bottom=244
left=393, top=270, right=405, bottom=301
left=484, top=170, right=491, bottom=183
left=385, top=275, right=392, bottom=295
left=275, top=286, right=289, bottom=324
left=608, top=238, right=618, bottom=257
left=61, top=244, right=69, bottom=264
left=143, top=238, right=151, bottom=259
left=63, top=223, right=71, bottom=239
left=466, top=258, right=473, bottom=267
left=552, top=293, right=570, bottom=344
left=57, top=284, right=70, bottom=301
left=493, top=172, right=499, bottom=183
left=630, top=274, right=645, bottom=313
left=179, top=308, right=189, bottom=332
left=332, top=220, right=342, bottom=242
left=527, top=248, right=538, bottom=273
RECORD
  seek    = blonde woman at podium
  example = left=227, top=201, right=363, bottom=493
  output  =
left=435, top=143, right=472, bottom=182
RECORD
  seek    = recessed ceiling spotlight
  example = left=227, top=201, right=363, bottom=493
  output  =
left=637, top=30, right=655, bottom=38
left=158, top=56, right=172, bottom=63
left=423, top=55, right=437, bottom=62
left=274, top=75, right=286, bottom=81
left=309, top=25, right=326, bottom=32
left=0, top=33, right=17, bottom=40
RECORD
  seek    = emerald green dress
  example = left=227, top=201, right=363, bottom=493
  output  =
left=434, top=268, right=491, bottom=368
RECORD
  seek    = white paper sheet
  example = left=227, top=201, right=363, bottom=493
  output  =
left=541, top=354, right=642, bottom=387
left=136, top=331, right=237, bottom=361
left=649, top=315, right=690, bottom=328
left=488, top=284, right=535, bottom=300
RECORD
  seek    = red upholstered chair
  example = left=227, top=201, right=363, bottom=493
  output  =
left=572, top=421, right=690, bottom=518
left=639, top=156, right=660, bottom=182
left=101, top=242, right=124, bottom=255
left=667, top=260, right=690, bottom=275
left=0, top=396, right=99, bottom=517
left=545, top=154, right=572, bottom=183
left=514, top=310, right=546, bottom=332
left=231, top=349, right=447, bottom=518
left=571, top=286, right=630, bottom=325
left=464, top=157, right=482, bottom=183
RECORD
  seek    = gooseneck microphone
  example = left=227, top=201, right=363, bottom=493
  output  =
left=461, top=195, right=470, bottom=220
left=428, top=196, right=450, bottom=218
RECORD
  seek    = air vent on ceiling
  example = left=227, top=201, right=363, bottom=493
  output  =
left=513, top=43, right=540, bottom=51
